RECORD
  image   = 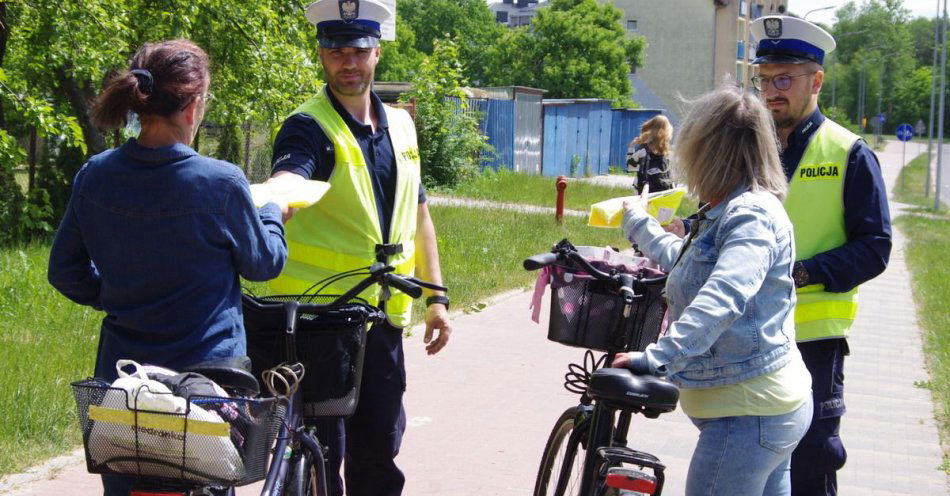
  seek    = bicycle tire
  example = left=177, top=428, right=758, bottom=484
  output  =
left=534, top=406, right=588, bottom=496
left=286, top=448, right=319, bottom=496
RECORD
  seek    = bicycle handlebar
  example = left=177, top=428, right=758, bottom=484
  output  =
left=523, top=239, right=668, bottom=287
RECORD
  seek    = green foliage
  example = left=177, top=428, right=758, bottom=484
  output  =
left=215, top=124, right=242, bottom=166
left=402, top=37, right=488, bottom=188
left=398, top=0, right=507, bottom=86
left=376, top=17, right=425, bottom=82
left=823, top=0, right=923, bottom=133
left=485, top=0, right=645, bottom=107
left=822, top=106, right=860, bottom=134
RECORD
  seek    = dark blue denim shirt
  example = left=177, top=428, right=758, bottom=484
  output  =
left=48, top=139, right=287, bottom=381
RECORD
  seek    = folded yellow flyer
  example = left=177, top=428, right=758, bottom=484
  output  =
left=588, top=187, right=686, bottom=228
left=249, top=180, right=331, bottom=209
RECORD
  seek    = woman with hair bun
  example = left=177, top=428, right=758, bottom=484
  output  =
left=47, top=39, right=289, bottom=496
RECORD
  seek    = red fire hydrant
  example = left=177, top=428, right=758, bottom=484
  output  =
left=555, top=175, right=568, bottom=224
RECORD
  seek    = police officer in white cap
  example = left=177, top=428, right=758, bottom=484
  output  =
left=267, top=1, right=452, bottom=494
left=750, top=15, right=891, bottom=496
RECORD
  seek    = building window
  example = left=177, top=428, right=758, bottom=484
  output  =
left=496, top=11, right=509, bottom=23
left=752, top=3, right=763, bottom=19
left=736, top=63, right=745, bottom=86
left=739, top=0, right=748, bottom=17
left=627, top=19, right=638, bottom=31
left=737, top=41, right=745, bottom=60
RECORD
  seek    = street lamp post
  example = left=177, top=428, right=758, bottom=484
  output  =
left=938, top=0, right=948, bottom=211
left=927, top=0, right=941, bottom=198
left=804, top=5, right=835, bottom=20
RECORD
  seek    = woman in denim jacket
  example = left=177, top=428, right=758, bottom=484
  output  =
left=613, top=86, right=812, bottom=495
left=47, top=40, right=290, bottom=496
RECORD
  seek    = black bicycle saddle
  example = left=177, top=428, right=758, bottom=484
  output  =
left=182, top=356, right=260, bottom=396
left=587, top=367, right=679, bottom=417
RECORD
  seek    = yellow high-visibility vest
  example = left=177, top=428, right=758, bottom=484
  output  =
left=784, top=118, right=860, bottom=342
left=269, top=86, right=421, bottom=328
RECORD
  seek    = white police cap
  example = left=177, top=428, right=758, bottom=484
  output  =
left=750, top=15, right=836, bottom=65
left=305, top=0, right=394, bottom=48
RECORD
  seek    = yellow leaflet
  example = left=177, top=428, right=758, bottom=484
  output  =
left=589, top=187, right=686, bottom=228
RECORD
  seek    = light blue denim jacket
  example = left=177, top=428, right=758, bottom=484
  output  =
left=622, top=187, right=797, bottom=388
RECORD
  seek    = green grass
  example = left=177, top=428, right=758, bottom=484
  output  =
left=893, top=152, right=949, bottom=213
left=894, top=214, right=950, bottom=472
left=440, top=168, right=698, bottom=217
left=420, top=204, right=629, bottom=321
left=0, top=205, right=631, bottom=478
left=439, top=168, right=633, bottom=212
left=892, top=155, right=950, bottom=473
left=0, top=242, right=101, bottom=476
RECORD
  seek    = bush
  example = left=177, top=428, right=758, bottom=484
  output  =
left=823, top=106, right=861, bottom=135
left=402, top=37, right=490, bottom=189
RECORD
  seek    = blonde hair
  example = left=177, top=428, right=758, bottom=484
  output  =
left=636, top=115, right=673, bottom=156
left=673, top=86, right=787, bottom=202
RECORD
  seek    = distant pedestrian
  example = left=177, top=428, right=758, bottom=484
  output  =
left=629, top=115, right=674, bottom=194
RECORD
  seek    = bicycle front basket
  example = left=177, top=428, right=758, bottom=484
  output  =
left=243, top=294, right=380, bottom=418
left=547, top=248, right=667, bottom=353
left=71, top=380, right=285, bottom=486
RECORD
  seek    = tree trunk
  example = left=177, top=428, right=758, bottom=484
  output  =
left=54, top=64, right=106, bottom=155
left=28, top=126, right=36, bottom=191
left=243, top=121, right=251, bottom=174
left=0, top=2, right=9, bottom=129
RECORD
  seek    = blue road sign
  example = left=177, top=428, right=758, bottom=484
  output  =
left=896, top=123, right=914, bottom=142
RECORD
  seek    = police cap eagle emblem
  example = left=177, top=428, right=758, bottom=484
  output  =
left=764, top=18, right=782, bottom=38
left=339, top=0, right=359, bottom=22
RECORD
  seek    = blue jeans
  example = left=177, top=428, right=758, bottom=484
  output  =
left=685, top=398, right=813, bottom=496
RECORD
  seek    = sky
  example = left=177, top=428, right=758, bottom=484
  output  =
left=787, top=0, right=942, bottom=25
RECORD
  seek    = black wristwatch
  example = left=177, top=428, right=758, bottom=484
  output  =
left=425, top=295, right=450, bottom=310
left=792, top=262, right=810, bottom=288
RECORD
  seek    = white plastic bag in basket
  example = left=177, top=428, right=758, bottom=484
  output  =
left=86, top=359, right=244, bottom=482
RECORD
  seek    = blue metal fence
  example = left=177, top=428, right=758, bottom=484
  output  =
left=609, top=108, right=663, bottom=169
left=541, top=99, right=614, bottom=177
left=447, top=94, right=665, bottom=177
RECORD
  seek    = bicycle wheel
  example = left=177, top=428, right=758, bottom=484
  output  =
left=534, top=406, right=589, bottom=496
left=286, top=448, right=320, bottom=496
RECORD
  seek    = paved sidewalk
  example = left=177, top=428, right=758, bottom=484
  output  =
left=4, top=141, right=947, bottom=495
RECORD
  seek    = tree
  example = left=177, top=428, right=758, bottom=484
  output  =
left=398, top=0, right=507, bottom=86
left=402, top=37, right=488, bottom=188
left=0, top=0, right=324, bottom=242
left=376, top=17, right=426, bottom=82
left=485, top=0, right=646, bottom=107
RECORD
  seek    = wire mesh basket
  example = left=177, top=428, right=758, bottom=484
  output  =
left=547, top=247, right=667, bottom=353
left=243, top=294, right=381, bottom=418
left=71, top=379, right=285, bottom=486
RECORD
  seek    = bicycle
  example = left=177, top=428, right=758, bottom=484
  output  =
left=72, top=262, right=434, bottom=496
left=524, top=239, right=680, bottom=496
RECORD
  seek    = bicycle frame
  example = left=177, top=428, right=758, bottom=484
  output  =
left=260, top=392, right=327, bottom=496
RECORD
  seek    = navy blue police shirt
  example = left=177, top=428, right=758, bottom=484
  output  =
left=271, top=88, right=426, bottom=243
left=782, top=108, right=892, bottom=293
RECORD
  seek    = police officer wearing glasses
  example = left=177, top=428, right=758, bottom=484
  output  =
left=266, top=0, right=451, bottom=494
left=750, top=16, right=892, bottom=496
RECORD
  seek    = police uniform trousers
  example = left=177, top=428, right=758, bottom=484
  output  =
left=312, top=318, right=408, bottom=496
left=791, top=339, right=849, bottom=496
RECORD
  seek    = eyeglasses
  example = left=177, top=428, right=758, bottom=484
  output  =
left=751, top=73, right=815, bottom=91
left=204, top=91, right=215, bottom=102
